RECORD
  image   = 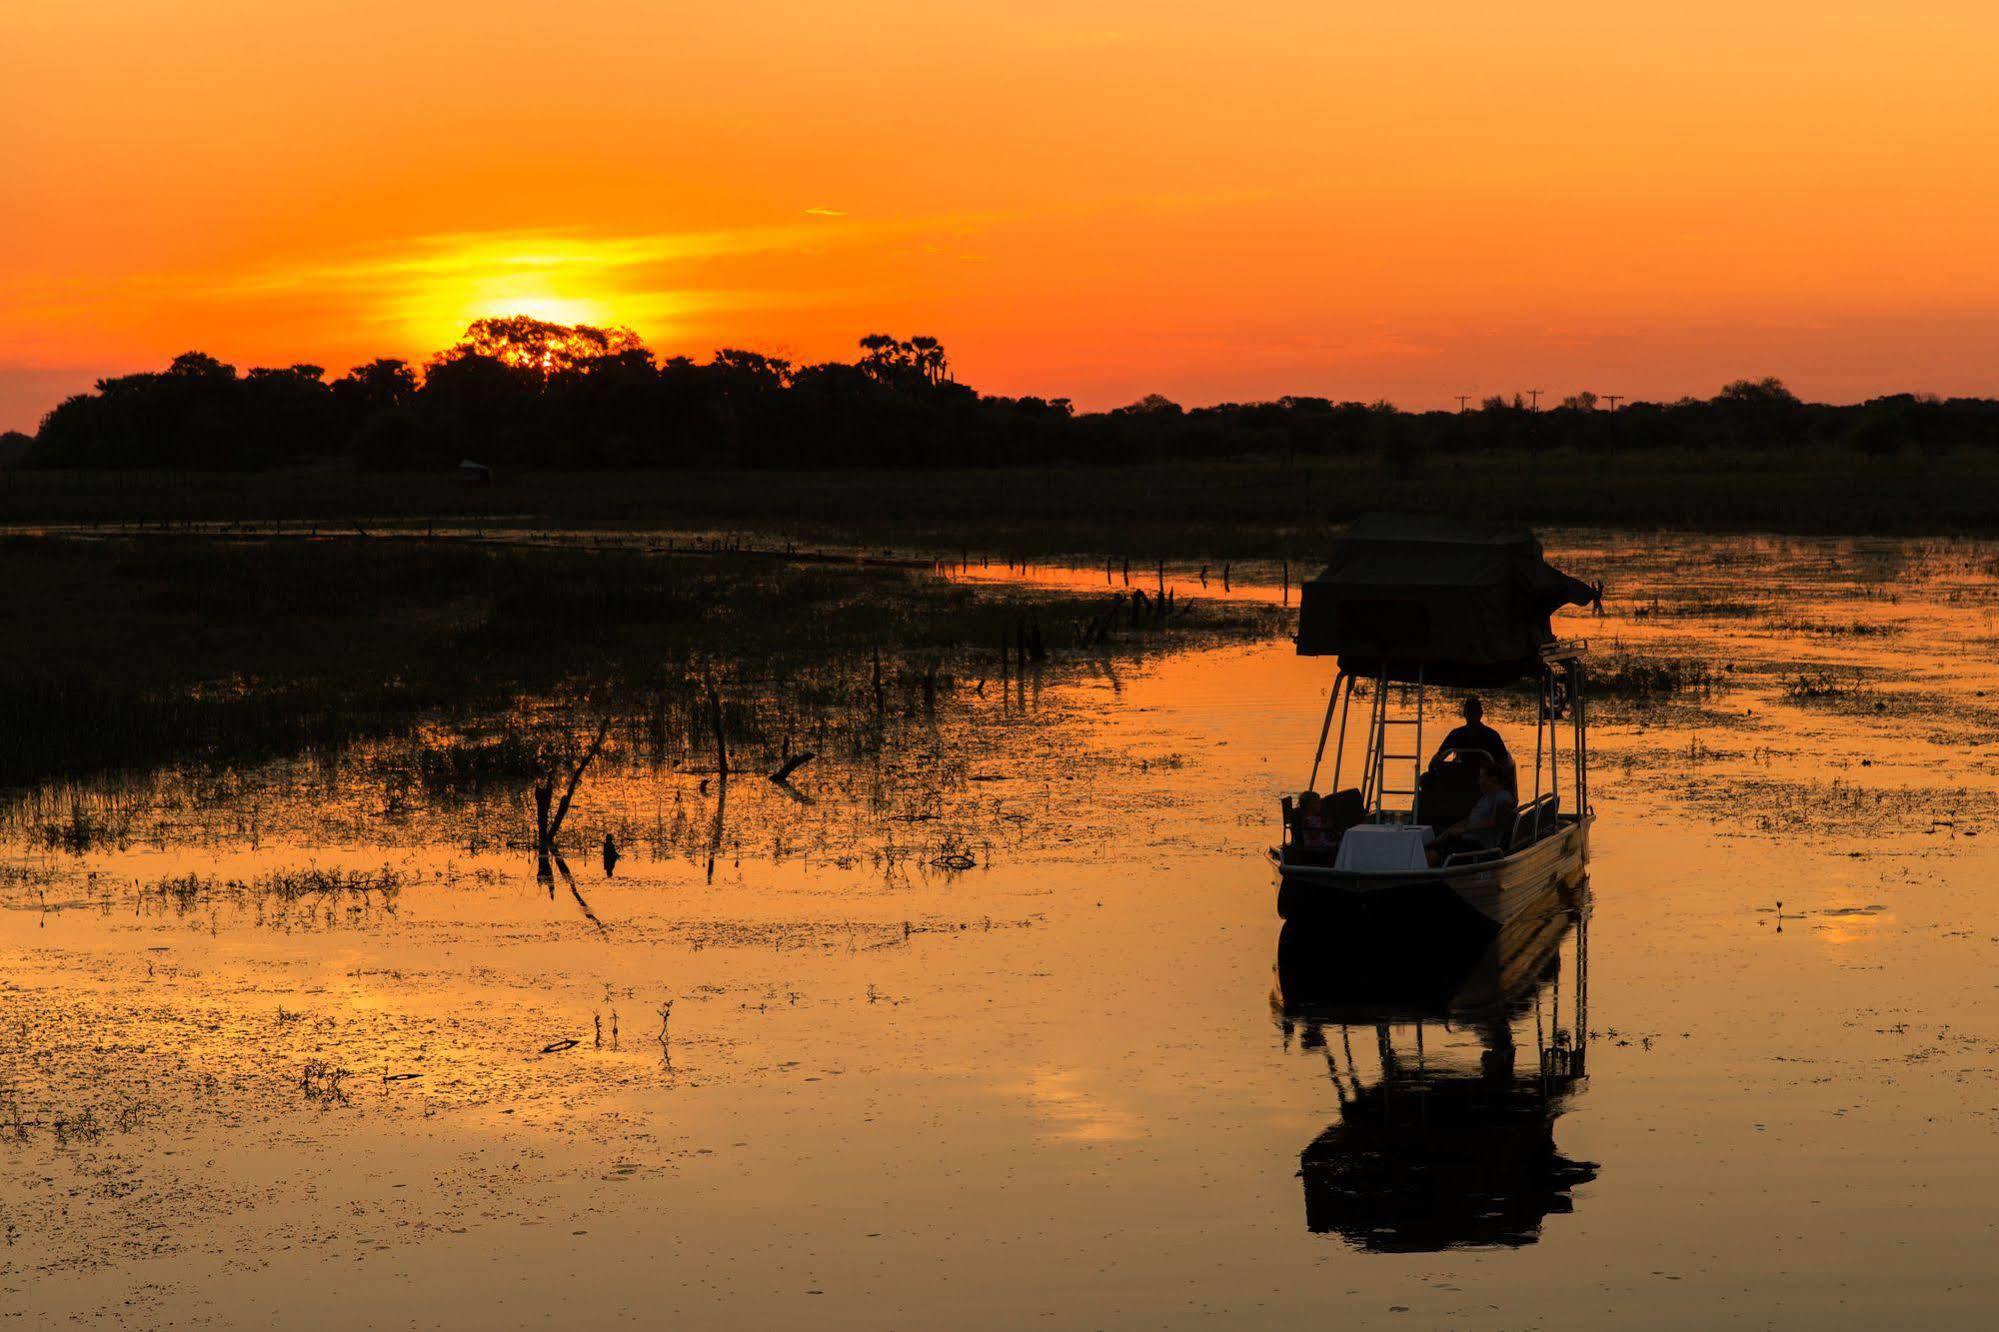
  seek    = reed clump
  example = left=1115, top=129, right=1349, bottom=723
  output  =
left=411, top=730, right=550, bottom=792
left=1586, top=651, right=1725, bottom=699
left=1783, top=669, right=1873, bottom=702
left=146, top=865, right=405, bottom=906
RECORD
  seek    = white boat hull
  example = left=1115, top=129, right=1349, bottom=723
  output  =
left=1271, top=816, right=1591, bottom=936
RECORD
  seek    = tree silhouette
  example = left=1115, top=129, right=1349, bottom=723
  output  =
left=334, top=358, right=418, bottom=415
left=22, top=320, right=1997, bottom=472
left=443, top=316, right=647, bottom=379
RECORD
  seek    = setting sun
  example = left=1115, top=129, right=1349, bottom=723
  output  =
left=428, top=285, right=612, bottom=351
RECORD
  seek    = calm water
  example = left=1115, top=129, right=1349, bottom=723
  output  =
left=6, top=531, right=1999, bottom=1328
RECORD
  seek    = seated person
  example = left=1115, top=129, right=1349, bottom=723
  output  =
left=1426, top=763, right=1516, bottom=862
left=1293, top=790, right=1330, bottom=848
left=1430, top=695, right=1514, bottom=790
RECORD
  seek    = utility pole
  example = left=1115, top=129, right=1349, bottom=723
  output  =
left=1455, top=394, right=1473, bottom=413
left=1604, top=394, right=1624, bottom=412
left=1527, top=388, right=1543, bottom=412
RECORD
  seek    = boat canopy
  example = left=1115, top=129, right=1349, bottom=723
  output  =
left=1296, top=515, right=1596, bottom=684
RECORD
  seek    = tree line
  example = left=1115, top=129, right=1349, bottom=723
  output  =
left=20, top=317, right=1999, bottom=470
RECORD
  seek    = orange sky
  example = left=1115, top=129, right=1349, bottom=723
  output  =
left=5, top=2, right=1999, bottom=431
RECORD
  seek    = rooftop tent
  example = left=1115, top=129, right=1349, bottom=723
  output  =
left=1295, top=515, right=1596, bottom=684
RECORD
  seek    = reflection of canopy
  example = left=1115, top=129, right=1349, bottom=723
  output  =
left=1296, top=515, right=1597, bottom=684
left=1300, top=1078, right=1598, bottom=1251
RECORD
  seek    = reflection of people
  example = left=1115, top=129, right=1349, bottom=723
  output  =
left=1428, top=764, right=1515, bottom=861
left=1431, top=696, right=1513, bottom=785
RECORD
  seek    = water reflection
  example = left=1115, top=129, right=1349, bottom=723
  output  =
left=1273, top=884, right=1596, bottom=1251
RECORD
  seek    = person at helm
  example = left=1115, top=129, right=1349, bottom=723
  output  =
left=1430, top=695, right=1514, bottom=789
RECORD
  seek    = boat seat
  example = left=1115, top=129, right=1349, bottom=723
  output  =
left=1418, top=764, right=1480, bottom=831
left=1325, top=788, right=1365, bottom=836
left=1503, top=793, right=1559, bottom=852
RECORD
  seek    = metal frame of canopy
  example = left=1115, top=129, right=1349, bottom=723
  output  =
left=1305, top=641, right=1590, bottom=836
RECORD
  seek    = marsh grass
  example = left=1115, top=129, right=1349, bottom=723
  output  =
left=0, top=676, right=425, bottom=794
left=300, top=1059, right=351, bottom=1104
left=0, top=536, right=1284, bottom=792
left=1628, top=596, right=1764, bottom=620
left=410, top=729, right=549, bottom=792
left=148, top=865, right=405, bottom=909
left=1783, top=669, right=1875, bottom=703
left=1586, top=650, right=1727, bottom=699
left=1763, top=616, right=1900, bottom=638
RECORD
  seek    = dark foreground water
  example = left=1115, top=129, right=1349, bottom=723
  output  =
left=6, top=531, right=1999, bottom=1328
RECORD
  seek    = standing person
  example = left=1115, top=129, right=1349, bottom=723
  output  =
left=1430, top=695, right=1514, bottom=788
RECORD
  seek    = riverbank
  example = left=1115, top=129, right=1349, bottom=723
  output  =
left=3, top=449, right=1993, bottom=556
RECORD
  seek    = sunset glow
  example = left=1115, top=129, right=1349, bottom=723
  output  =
left=6, top=1, right=1999, bottom=429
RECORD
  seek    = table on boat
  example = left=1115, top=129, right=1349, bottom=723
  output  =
left=1333, top=824, right=1434, bottom=872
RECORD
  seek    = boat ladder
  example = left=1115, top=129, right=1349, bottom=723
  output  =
left=1362, top=665, right=1426, bottom=821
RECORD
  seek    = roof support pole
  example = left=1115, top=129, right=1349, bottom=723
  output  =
left=1572, top=658, right=1589, bottom=821
left=1328, top=672, right=1354, bottom=794
left=1532, top=667, right=1547, bottom=817
left=1410, top=663, right=1426, bottom=825
left=1308, top=670, right=1347, bottom=792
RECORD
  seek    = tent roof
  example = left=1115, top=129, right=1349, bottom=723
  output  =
left=1295, top=515, right=1595, bottom=681
left=1314, top=515, right=1540, bottom=588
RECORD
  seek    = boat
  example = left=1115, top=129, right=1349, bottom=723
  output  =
left=1269, top=515, right=1600, bottom=937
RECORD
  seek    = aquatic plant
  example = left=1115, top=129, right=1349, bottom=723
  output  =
left=1783, top=669, right=1874, bottom=703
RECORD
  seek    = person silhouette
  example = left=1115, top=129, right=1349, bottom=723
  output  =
left=1430, top=695, right=1513, bottom=788
left=602, top=832, right=621, bottom=876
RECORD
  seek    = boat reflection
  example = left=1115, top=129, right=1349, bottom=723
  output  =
left=1272, top=883, right=1596, bottom=1251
